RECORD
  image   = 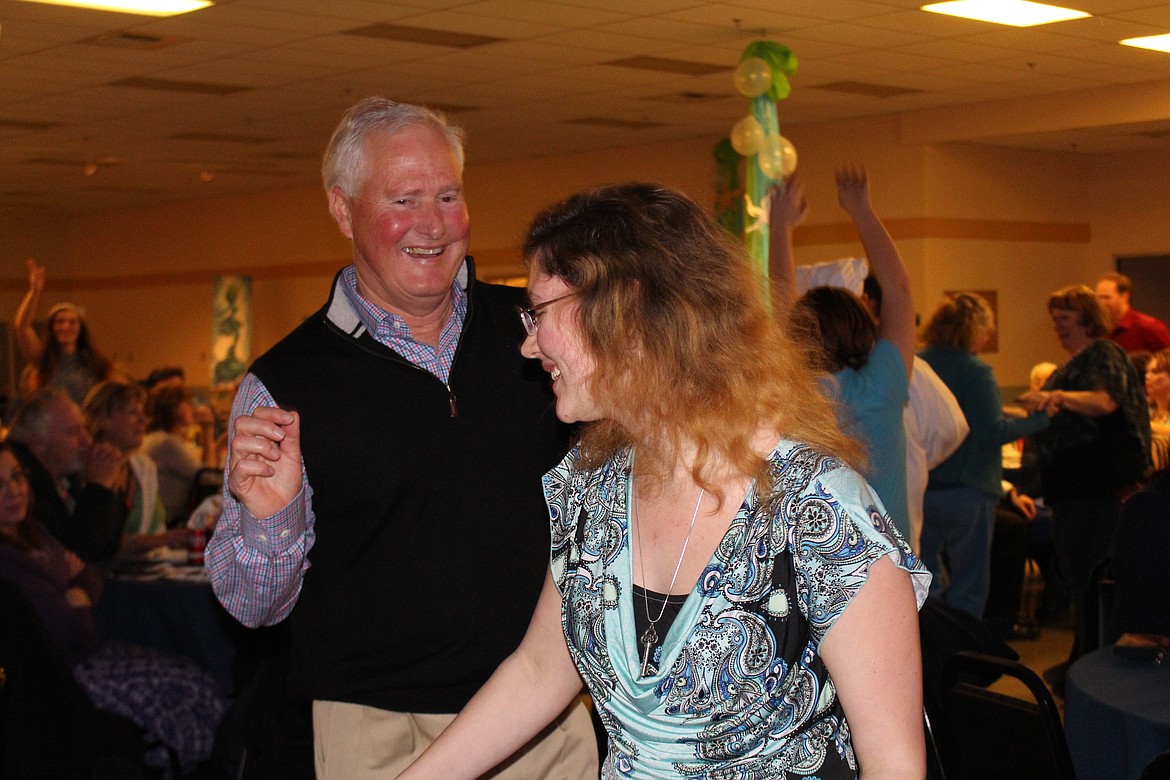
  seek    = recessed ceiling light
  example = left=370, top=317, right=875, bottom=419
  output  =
left=1121, top=34, right=1170, bottom=54
left=12, top=0, right=211, bottom=16
left=921, top=0, right=1089, bottom=27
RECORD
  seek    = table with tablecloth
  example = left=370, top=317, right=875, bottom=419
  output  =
left=1065, top=644, right=1170, bottom=780
left=95, top=553, right=244, bottom=695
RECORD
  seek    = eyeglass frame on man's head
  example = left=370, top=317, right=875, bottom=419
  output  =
left=516, top=292, right=576, bottom=336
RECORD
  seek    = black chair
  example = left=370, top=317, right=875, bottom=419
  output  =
left=934, top=651, right=1075, bottom=780
left=1143, top=750, right=1170, bottom=780
left=0, top=578, right=158, bottom=778
left=1084, top=557, right=1118, bottom=651
left=923, top=707, right=947, bottom=780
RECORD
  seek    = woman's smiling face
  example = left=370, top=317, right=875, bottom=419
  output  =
left=520, top=272, right=603, bottom=424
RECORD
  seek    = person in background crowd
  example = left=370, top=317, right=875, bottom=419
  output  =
left=1144, top=349, right=1170, bottom=472
left=1095, top=272, right=1170, bottom=353
left=770, top=168, right=916, bottom=541
left=15, top=258, right=114, bottom=404
left=1129, top=350, right=1153, bottom=386
left=140, top=385, right=219, bottom=526
left=917, top=292, right=1050, bottom=619
left=82, top=380, right=186, bottom=550
left=1002, top=361, right=1066, bottom=627
left=860, top=274, right=968, bottom=554
left=398, top=181, right=929, bottom=780
left=0, top=441, right=225, bottom=773
left=1020, top=285, right=1151, bottom=677
left=142, top=366, right=186, bottom=392
left=5, top=388, right=123, bottom=561
left=206, top=97, right=597, bottom=779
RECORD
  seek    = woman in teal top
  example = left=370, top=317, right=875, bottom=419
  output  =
left=772, top=169, right=917, bottom=542
left=399, top=184, right=930, bottom=780
left=917, top=294, right=1049, bottom=618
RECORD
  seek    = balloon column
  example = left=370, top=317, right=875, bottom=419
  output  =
left=729, top=41, right=798, bottom=286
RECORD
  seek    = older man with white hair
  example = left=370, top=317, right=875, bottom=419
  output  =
left=206, top=97, right=597, bottom=779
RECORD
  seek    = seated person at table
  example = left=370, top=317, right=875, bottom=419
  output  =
left=142, top=365, right=185, bottom=393
left=82, top=380, right=186, bottom=551
left=6, top=388, right=124, bottom=561
left=1144, top=349, right=1170, bottom=473
left=141, top=385, right=218, bottom=526
left=0, top=442, right=225, bottom=773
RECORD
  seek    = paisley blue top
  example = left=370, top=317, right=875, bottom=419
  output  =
left=544, top=440, right=930, bottom=779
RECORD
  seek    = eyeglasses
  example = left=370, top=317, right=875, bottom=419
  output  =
left=0, top=470, right=28, bottom=492
left=516, top=293, right=576, bottom=336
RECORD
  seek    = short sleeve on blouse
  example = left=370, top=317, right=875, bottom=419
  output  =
left=783, top=453, right=930, bottom=642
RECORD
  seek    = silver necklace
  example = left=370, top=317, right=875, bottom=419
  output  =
left=633, top=485, right=705, bottom=677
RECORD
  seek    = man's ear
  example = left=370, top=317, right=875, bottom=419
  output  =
left=328, top=187, right=354, bottom=240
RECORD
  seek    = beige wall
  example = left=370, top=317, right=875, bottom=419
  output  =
left=1, top=110, right=1168, bottom=395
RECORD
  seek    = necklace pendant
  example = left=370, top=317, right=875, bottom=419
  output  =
left=640, top=624, right=659, bottom=677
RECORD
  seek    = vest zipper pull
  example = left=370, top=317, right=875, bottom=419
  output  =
left=448, top=386, right=458, bottom=417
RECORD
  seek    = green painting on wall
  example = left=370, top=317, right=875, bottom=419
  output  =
left=212, top=275, right=251, bottom=387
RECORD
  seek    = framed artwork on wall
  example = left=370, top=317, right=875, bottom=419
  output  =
left=211, top=275, right=252, bottom=388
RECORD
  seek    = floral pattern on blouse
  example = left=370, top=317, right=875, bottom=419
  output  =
left=545, top=440, right=930, bottom=779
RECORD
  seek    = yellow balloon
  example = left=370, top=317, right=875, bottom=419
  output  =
left=734, top=57, right=772, bottom=98
left=758, top=136, right=798, bottom=180
left=729, top=115, right=764, bottom=157
left=778, top=135, right=798, bottom=177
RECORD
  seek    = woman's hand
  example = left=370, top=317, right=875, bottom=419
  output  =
left=1018, top=388, right=1117, bottom=417
left=26, top=258, right=45, bottom=294
left=767, top=177, right=808, bottom=230
left=835, top=165, right=872, bottom=219
left=85, top=442, right=125, bottom=490
left=65, top=586, right=92, bottom=609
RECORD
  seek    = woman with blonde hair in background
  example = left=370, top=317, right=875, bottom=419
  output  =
left=82, top=380, right=186, bottom=550
left=917, top=293, right=1050, bottom=619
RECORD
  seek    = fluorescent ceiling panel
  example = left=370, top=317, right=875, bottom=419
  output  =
left=12, top=0, right=211, bottom=16
left=1121, top=34, right=1170, bottom=54
left=921, top=1, right=1090, bottom=27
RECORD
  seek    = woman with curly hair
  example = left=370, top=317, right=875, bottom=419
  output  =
left=917, top=293, right=1050, bottom=619
left=399, top=183, right=930, bottom=780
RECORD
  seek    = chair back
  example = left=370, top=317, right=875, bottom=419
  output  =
left=936, top=651, right=1075, bottom=780
left=1143, top=750, right=1170, bottom=780
left=1085, top=557, right=1118, bottom=650
left=0, top=578, right=149, bottom=778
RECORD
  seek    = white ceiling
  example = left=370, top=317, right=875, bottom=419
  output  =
left=4, top=0, right=1170, bottom=213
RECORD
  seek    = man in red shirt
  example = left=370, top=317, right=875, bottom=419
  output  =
left=1096, top=272, right=1170, bottom=353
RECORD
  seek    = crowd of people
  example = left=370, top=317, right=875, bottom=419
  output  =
left=5, top=93, right=1169, bottom=779
left=0, top=266, right=229, bottom=773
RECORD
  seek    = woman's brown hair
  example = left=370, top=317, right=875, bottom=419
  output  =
left=522, top=182, right=861, bottom=501
left=1047, top=284, right=1110, bottom=338
left=921, top=292, right=994, bottom=352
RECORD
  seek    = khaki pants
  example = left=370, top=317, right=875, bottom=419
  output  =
left=312, top=698, right=598, bottom=779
